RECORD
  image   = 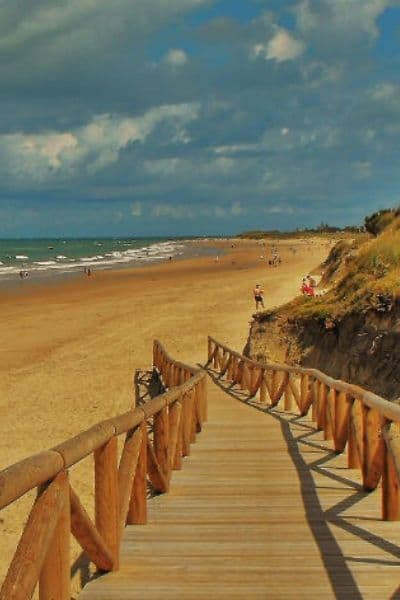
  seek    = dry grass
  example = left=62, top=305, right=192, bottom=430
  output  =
left=256, top=216, right=400, bottom=322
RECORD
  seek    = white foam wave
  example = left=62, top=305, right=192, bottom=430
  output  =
left=0, top=240, right=187, bottom=280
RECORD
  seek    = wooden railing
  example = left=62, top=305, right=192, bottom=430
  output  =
left=0, top=340, right=207, bottom=600
left=207, top=335, right=400, bottom=521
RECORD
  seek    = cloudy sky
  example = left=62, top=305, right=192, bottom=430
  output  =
left=1, top=0, right=400, bottom=237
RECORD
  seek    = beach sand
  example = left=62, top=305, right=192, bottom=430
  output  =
left=0, top=236, right=331, bottom=589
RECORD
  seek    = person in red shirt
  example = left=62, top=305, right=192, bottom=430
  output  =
left=300, top=278, right=315, bottom=296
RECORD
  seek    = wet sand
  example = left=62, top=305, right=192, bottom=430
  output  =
left=0, top=236, right=332, bottom=587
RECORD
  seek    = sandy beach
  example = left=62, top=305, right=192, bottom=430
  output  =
left=0, top=236, right=331, bottom=588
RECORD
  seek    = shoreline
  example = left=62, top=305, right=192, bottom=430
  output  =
left=0, top=237, right=222, bottom=293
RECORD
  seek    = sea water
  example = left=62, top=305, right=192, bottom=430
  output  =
left=0, top=237, right=196, bottom=282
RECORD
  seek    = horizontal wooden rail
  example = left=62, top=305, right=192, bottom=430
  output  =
left=0, top=341, right=207, bottom=600
left=207, top=335, right=400, bottom=522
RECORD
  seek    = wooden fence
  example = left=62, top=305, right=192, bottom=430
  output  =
left=0, top=340, right=207, bottom=600
left=207, top=335, right=400, bottom=521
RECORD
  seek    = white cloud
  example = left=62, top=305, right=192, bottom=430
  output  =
left=0, top=103, right=199, bottom=182
left=231, top=201, right=244, bottom=216
left=214, top=206, right=226, bottom=217
left=253, top=29, right=305, bottom=62
left=296, top=0, right=391, bottom=39
left=131, top=202, right=142, bottom=217
left=263, top=205, right=296, bottom=215
left=0, top=1, right=208, bottom=53
left=370, top=82, right=397, bottom=101
left=214, top=156, right=235, bottom=173
left=152, top=203, right=195, bottom=219
left=214, top=143, right=257, bottom=155
left=164, top=49, right=188, bottom=66
left=144, top=158, right=181, bottom=176
left=352, top=161, right=372, bottom=179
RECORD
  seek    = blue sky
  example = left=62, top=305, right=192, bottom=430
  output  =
left=0, top=0, right=400, bottom=237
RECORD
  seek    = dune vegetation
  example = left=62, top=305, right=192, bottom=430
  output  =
left=266, top=208, right=400, bottom=322
left=249, top=208, right=400, bottom=399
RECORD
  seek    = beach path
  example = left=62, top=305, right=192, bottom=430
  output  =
left=78, top=376, right=398, bottom=599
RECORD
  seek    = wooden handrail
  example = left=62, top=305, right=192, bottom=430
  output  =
left=208, top=335, right=400, bottom=420
left=207, top=335, right=400, bottom=521
left=0, top=341, right=207, bottom=600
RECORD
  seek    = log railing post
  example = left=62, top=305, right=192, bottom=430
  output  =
left=118, top=428, right=143, bottom=534
left=250, top=367, right=259, bottom=397
left=154, top=405, right=169, bottom=489
left=171, top=365, right=177, bottom=386
left=0, top=472, right=70, bottom=600
left=153, top=340, right=159, bottom=371
left=270, top=370, right=277, bottom=404
left=168, top=402, right=182, bottom=473
left=39, top=472, right=70, bottom=600
left=127, top=422, right=148, bottom=525
left=289, top=375, right=301, bottom=412
left=284, top=377, right=293, bottom=411
left=226, top=354, right=233, bottom=380
left=351, top=398, right=365, bottom=475
left=334, top=391, right=351, bottom=454
left=348, top=399, right=361, bottom=469
left=311, top=378, right=318, bottom=422
left=363, top=408, right=384, bottom=491
left=207, top=338, right=213, bottom=364
left=95, top=436, right=120, bottom=569
left=240, top=362, right=248, bottom=391
left=232, top=356, right=238, bottom=383
left=70, top=486, right=114, bottom=572
left=190, top=391, right=197, bottom=442
left=193, top=385, right=202, bottom=433
left=382, top=441, right=400, bottom=521
left=300, top=373, right=309, bottom=414
left=213, top=346, right=219, bottom=369
left=316, top=381, right=326, bottom=431
left=260, top=371, right=267, bottom=404
left=324, top=386, right=334, bottom=441
left=201, top=376, right=208, bottom=423
left=182, top=393, right=193, bottom=457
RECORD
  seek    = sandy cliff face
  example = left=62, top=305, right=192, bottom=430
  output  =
left=248, top=306, right=400, bottom=401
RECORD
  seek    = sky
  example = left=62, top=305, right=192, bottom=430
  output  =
left=0, top=0, right=400, bottom=237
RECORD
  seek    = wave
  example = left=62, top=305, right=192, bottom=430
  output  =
left=0, top=240, right=186, bottom=280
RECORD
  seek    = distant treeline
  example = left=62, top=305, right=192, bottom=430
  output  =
left=238, top=224, right=361, bottom=240
left=238, top=208, right=400, bottom=240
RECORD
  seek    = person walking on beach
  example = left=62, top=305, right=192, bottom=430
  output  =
left=253, top=283, right=265, bottom=310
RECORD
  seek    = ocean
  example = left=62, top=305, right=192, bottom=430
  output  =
left=0, top=237, right=203, bottom=282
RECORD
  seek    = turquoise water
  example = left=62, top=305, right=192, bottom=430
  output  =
left=0, top=237, right=189, bottom=281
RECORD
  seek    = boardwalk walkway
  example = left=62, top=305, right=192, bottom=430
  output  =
left=79, top=374, right=400, bottom=599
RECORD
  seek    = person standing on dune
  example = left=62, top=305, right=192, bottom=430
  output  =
left=253, top=283, right=265, bottom=310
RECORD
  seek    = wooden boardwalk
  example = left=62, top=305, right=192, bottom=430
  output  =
left=79, top=375, right=400, bottom=599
